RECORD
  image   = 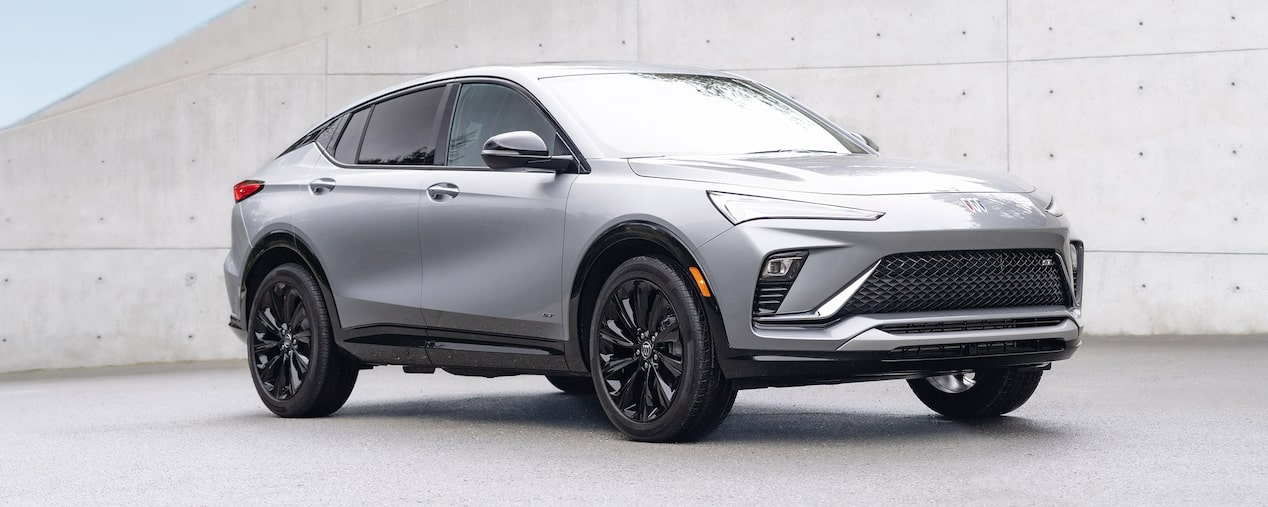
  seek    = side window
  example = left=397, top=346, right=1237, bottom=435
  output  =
left=333, top=107, right=371, bottom=165
left=357, top=87, right=445, bottom=165
left=280, top=117, right=337, bottom=156
left=447, top=83, right=559, bottom=167
left=314, top=115, right=341, bottom=151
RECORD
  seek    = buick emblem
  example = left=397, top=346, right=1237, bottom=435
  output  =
left=961, top=197, right=988, bottom=214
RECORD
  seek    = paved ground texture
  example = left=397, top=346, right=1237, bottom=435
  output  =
left=1, top=335, right=1265, bottom=505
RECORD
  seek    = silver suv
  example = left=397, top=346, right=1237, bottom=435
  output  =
left=224, top=63, right=1083, bottom=442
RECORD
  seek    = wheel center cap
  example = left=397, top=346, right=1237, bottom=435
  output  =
left=639, top=341, right=653, bottom=359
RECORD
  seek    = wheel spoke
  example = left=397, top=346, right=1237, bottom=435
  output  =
left=253, top=338, right=279, bottom=355
left=640, top=366, right=655, bottom=421
left=282, top=287, right=301, bottom=326
left=601, top=356, right=637, bottom=378
left=651, top=366, right=675, bottom=407
left=272, top=353, right=288, bottom=398
left=631, top=281, right=651, bottom=331
left=270, top=286, right=288, bottom=325
left=606, top=294, right=639, bottom=337
left=258, top=308, right=283, bottom=335
left=292, top=329, right=311, bottom=345
left=615, top=368, right=642, bottom=413
left=257, top=349, right=280, bottom=369
left=599, top=327, right=636, bottom=350
left=647, top=289, right=670, bottom=331
left=287, top=351, right=303, bottom=393
left=287, top=304, right=308, bottom=333
left=658, top=353, right=683, bottom=377
left=292, top=350, right=310, bottom=375
left=653, top=319, right=679, bottom=344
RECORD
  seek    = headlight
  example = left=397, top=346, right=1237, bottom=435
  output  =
left=707, top=191, right=884, bottom=225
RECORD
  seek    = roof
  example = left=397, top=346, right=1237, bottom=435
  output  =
left=325, top=61, right=742, bottom=122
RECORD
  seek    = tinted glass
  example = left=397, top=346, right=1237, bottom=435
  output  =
left=447, top=84, right=558, bottom=167
left=358, top=87, right=444, bottom=165
left=281, top=117, right=336, bottom=156
left=541, top=73, right=864, bottom=158
left=334, top=107, right=370, bottom=164
left=314, top=116, right=340, bottom=150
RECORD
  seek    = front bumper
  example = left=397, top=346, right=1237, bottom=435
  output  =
left=693, top=193, right=1082, bottom=384
left=723, top=308, right=1080, bottom=388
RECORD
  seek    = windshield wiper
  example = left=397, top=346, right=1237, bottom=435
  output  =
left=744, top=149, right=844, bottom=155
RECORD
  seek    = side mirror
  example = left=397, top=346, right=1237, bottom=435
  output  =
left=845, top=131, right=879, bottom=153
left=481, top=131, right=574, bottom=172
left=860, top=134, right=879, bottom=153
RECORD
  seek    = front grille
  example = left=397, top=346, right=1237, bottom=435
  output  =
left=841, top=249, right=1069, bottom=315
left=884, top=338, right=1066, bottom=361
left=878, top=317, right=1067, bottom=335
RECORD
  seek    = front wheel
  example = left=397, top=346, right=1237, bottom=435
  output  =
left=907, top=368, right=1043, bottom=418
left=247, top=263, right=358, bottom=417
left=589, top=256, right=734, bottom=442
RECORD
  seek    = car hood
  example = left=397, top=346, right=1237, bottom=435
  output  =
left=627, top=153, right=1035, bottom=195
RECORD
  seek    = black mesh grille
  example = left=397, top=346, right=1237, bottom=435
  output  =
left=883, top=338, right=1066, bottom=361
left=842, top=250, right=1069, bottom=315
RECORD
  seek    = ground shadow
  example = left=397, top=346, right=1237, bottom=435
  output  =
left=320, top=391, right=1068, bottom=444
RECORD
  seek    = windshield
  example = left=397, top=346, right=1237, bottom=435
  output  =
left=540, top=73, right=866, bottom=158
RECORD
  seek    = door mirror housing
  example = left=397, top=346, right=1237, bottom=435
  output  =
left=860, top=134, right=879, bottom=153
left=846, top=131, right=880, bottom=153
left=481, top=131, right=574, bottom=172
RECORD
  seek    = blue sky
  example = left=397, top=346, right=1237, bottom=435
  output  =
left=0, top=0, right=245, bottom=128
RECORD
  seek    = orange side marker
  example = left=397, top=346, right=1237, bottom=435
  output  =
left=688, top=267, right=712, bottom=298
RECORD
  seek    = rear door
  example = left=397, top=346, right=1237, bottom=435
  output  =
left=417, top=81, right=578, bottom=363
left=290, top=85, right=448, bottom=330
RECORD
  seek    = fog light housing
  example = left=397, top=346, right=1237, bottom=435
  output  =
left=1067, top=241, right=1084, bottom=307
left=753, top=251, right=807, bottom=315
left=763, top=257, right=798, bottom=279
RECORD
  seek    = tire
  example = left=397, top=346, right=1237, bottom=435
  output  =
left=589, top=256, right=734, bottom=442
left=546, top=375, right=594, bottom=394
left=907, top=368, right=1043, bottom=418
left=247, top=263, right=358, bottom=418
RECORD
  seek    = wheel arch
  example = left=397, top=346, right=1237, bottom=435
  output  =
left=566, top=221, right=730, bottom=373
left=241, top=232, right=345, bottom=333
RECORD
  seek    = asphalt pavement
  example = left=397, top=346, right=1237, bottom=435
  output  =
left=1, top=335, right=1265, bottom=505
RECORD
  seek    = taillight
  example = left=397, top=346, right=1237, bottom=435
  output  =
left=233, top=180, right=264, bottom=202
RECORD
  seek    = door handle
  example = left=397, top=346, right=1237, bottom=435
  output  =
left=427, top=182, right=460, bottom=201
left=308, top=178, right=336, bottom=195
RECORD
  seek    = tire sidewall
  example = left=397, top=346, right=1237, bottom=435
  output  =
left=247, top=263, right=334, bottom=416
left=589, top=256, right=710, bottom=440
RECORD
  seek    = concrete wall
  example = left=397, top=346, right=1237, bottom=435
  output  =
left=2, top=0, right=1264, bottom=372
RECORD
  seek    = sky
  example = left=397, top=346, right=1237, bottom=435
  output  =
left=0, top=0, right=245, bottom=128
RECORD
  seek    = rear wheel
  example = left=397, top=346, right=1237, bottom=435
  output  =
left=589, top=256, right=734, bottom=442
left=907, top=368, right=1043, bottom=418
left=546, top=375, right=594, bottom=394
left=247, top=263, right=358, bottom=417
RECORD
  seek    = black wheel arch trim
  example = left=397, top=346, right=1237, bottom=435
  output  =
left=240, top=231, right=348, bottom=338
left=565, top=220, right=731, bottom=374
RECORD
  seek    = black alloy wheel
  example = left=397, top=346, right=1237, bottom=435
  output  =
left=597, top=278, right=685, bottom=422
left=590, top=256, right=735, bottom=442
left=251, top=281, right=312, bottom=400
left=247, top=263, right=358, bottom=417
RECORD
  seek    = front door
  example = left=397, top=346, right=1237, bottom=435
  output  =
left=417, top=82, right=578, bottom=363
